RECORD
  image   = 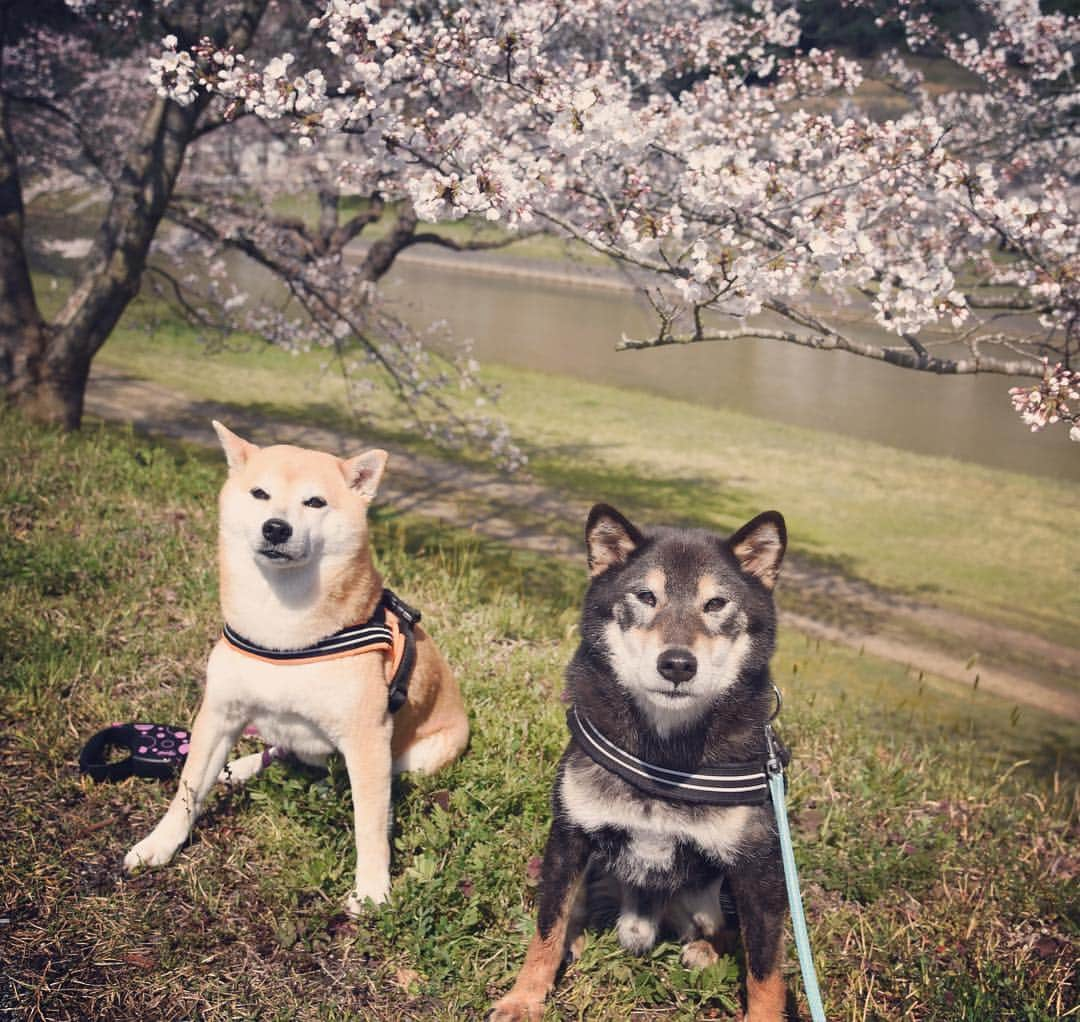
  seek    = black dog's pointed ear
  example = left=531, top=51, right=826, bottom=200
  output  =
left=586, top=504, right=643, bottom=577
left=729, top=511, right=786, bottom=590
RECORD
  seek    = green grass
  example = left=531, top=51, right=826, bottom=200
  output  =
left=488, top=364, right=1080, bottom=647
left=2, top=412, right=1077, bottom=1020
left=93, top=299, right=1080, bottom=658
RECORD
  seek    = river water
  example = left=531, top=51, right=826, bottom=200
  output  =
left=33, top=195, right=1077, bottom=480
left=378, top=253, right=1077, bottom=481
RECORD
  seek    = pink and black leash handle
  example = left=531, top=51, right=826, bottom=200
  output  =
left=79, top=723, right=190, bottom=782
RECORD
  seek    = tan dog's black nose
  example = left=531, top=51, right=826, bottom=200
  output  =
left=262, top=518, right=293, bottom=545
left=657, top=648, right=697, bottom=685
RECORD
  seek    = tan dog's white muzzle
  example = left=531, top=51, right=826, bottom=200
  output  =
left=262, top=518, right=293, bottom=545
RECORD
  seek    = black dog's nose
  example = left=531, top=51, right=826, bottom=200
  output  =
left=262, top=518, right=293, bottom=545
left=657, top=647, right=697, bottom=685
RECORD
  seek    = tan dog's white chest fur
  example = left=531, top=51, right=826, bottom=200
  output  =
left=124, top=422, right=469, bottom=915
left=206, top=643, right=390, bottom=762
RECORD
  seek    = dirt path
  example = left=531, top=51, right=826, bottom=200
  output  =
left=86, top=367, right=1080, bottom=721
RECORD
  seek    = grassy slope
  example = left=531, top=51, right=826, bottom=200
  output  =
left=94, top=302, right=1080, bottom=654
left=1, top=414, right=1076, bottom=1021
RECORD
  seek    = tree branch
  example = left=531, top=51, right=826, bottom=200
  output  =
left=358, top=201, right=420, bottom=280
left=328, top=200, right=384, bottom=252
left=163, top=206, right=411, bottom=396
left=4, top=92, right=112, bottom=182
left=616, top=322, right=1044, bottom=376
left=144, top=264, right=222, bottom=331
left=190, top=107, right=252, bottom=141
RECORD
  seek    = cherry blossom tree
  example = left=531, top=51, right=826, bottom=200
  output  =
left=1, top=1, right=526, bottom=465
left=5, top=1, right=1077, bottom=448
left=1, top=1, right=260, bottom=429
left=150, top=0, right=1077, bottom=442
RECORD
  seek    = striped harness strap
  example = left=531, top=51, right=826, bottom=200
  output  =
left=567, top=704, right=787, bottom=807
left=223, top=588, right=420, bottom=713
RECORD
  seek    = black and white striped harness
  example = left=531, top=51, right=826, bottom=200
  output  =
left=566, top=703, right=788, bottom=807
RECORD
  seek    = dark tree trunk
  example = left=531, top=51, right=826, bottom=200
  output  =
left=0, top=80, right=56, bottom=419
left=0, top=0, right=269, bottom=429
left=1, top=91, right=206, bottom=428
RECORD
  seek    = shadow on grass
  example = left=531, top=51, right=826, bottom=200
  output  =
left=98, top=384, right=872, bottom=584
left=75, top=413, right=586, bottom=623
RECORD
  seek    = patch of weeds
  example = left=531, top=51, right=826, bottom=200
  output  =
left=924, top=958, right=1072, bottom=1021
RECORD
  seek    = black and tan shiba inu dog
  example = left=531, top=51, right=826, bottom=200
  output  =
left=491, top=504, right=790, bottom=1022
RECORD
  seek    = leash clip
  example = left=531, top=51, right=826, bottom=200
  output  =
left=764, top=686, right=785, bottom=777
left=769, top=683, right=783, bottom=721
left=764, top=723, right=784, bottom=776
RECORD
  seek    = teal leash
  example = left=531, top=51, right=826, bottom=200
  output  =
left=766, top=719, right=827, bottom=1022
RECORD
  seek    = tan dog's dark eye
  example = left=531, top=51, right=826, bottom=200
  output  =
left=250, top=488, right=270, bottom=500
left=635, top=590, right=656, bottom=607
left=303, top=497, right=327, bottom=509
left=704, top=597, right=728, bottom=613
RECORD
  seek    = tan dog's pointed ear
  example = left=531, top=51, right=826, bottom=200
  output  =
left=585, top=503, right=643, bottom=577
left=729, top=511, right=786, bottom=590
left=342, top=449, right=388, bottom=501
left=212, top=420, right=259, bottom=473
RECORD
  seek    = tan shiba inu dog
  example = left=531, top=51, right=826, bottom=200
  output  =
left=124, top=423, right=469, bottom=914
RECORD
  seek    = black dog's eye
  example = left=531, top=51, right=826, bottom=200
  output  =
left=250, top=488, right=270, bottom=500
left=704, top=597, right=728, bottom=613
left=635, top=590, right=657, bottom=607
left=303, top=496, right=327, bottom=509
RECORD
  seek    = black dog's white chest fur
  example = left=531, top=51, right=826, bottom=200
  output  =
left=559, top=755, right=764, bottom=889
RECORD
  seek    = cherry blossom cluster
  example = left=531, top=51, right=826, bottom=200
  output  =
left=1009, top=362, right=1080, bottom=441
left=148, top=36, right=198, bottom=107
left=142, top=0, right=1078, bottom=444
left=149, top=36, right=331, bottom=136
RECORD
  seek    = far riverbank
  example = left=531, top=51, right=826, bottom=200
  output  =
left=350, top=241, right=1078, bottom=481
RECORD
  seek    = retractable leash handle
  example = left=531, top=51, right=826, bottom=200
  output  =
left=79, top=723, right=191, bottom=782
left=765, top=722, right=828, bottom=1022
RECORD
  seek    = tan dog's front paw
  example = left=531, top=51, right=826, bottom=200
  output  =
left=124, top=834, right=180, bottom=873
left=345, top=877, right=390, bottom=916
left=488, top=994, right=545, bottom=1022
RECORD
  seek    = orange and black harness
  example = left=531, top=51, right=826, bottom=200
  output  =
left=78, top=591, right=420, bottom=784
left=222, top=588, right=420, bottom=713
